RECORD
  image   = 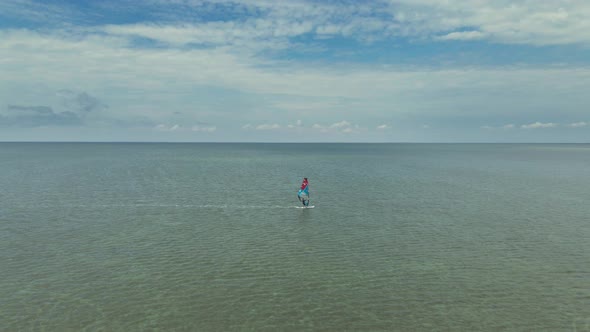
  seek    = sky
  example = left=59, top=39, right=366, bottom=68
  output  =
left=1, top=0, right=590, bottom=142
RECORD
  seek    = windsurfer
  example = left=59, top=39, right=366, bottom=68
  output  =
left=298, top=177, right=309, bottom=206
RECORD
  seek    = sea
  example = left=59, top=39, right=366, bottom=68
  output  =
left=0, top=143, right=588, bottom=331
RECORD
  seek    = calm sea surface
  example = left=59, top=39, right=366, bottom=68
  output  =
left=0, top=143, right=589, bottom=331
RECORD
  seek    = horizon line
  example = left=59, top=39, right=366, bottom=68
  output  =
left=1, top=141, right=589, bottom=144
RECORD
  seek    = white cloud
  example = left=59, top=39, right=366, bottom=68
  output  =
left=155, top=123, right=216, bottom=132
left=255, top=123, right=281, bottom=130
left=330, top=120, right=351, bottom=129
left=389, top=1, right=590, bottom=45
left=100, top=21, right=313, bottom=48
left=568, top=121, right=587, bottom=127
left=481, top=123, right=516, bottom=130
left=437, top=31, right=486, bottom=41
left=376, top=124, right=390, bottom=130
left=155, top=124, right=181, bottom=131
left=243, top=123, right=282, bottom=130
left=191, top=125, right=216, bottom=132
left=310, top=120, right=363, bottom=134
left=521, top=122, right=558, bottom=129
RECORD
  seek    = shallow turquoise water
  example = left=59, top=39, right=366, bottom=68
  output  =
left=1, top=143, right=589, bottom=331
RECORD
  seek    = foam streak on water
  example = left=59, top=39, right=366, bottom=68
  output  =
left=0, top=143, right=589, bottom=331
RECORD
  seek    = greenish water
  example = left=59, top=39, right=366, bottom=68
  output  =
left=1, top=143, right=589, bottom=331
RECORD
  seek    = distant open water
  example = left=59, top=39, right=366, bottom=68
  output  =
left=1, top=143, right=589, bottom=331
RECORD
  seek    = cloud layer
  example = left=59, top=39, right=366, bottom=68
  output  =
left=1, top=1, right=589, bottom=141
left=4, top=0, right=590, bottom=46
